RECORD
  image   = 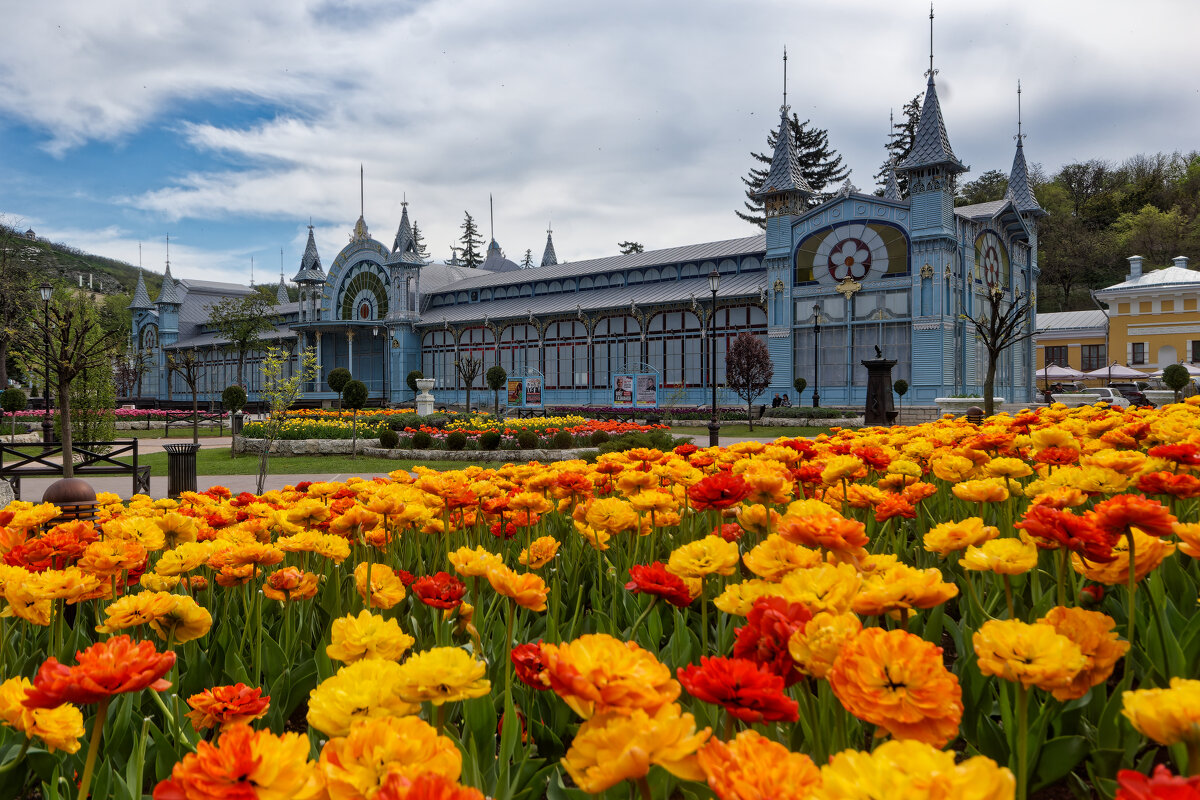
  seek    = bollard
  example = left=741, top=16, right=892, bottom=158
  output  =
left=163, top=442, right=201, bottom=498
left=965, top=406, right=985, bottom=425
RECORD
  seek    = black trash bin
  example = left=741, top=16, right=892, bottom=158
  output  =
left=231, top=413, right=245, bottom=436
left=163, top=443, right=201, bottom=498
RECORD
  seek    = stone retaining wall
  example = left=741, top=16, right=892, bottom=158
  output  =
left=232, top=435, right=595, bottom=462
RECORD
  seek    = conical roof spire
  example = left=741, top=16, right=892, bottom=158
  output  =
left=292, top=226, right=326, bottom=283
left=275, top=274, right=289, bottom=305
left=883, top=160, right=902, bottom=202
left=1004, top=82, right=1046, bottom=218
left=898, top=7, right=965, bottom=175
left=157, top=262, right=181, bottom=305
left=755, top=103, right=814, bottom=200
left=540, top=224, right=558, bottom=267
left=390, top=201, right=423, bottom=265
left=128, top=268, right=153, bottom=311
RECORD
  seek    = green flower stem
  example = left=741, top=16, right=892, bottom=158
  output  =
left=1015, top=684, right=1030, bottom=800
left=1125, top=530, right=1138, bottom=659
left=700, top=577, right=709, bottom=656
left=76, top=696, right=110, bottom=800
left=626, top=596, right=658, bottom=644
left=1055, top=550, right=1068, bottom=608
left=1003, top=575, right=1015, bottom=620
left=0, top=739, right=30, bottom=775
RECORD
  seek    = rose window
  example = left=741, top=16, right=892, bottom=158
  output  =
left=827, top=238, right=872, bottom=281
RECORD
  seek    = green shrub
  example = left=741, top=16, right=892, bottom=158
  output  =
left=479, top=430, right=502, bottom=450
left=590, top=430, right=610, bottom=446
left=446, top=431, right=468, bottom=451
left=411, top=431, right=432, bottom=449
left=378, top=428, right=399, bottom=449
left=551, top=430, right=574, bottom=449
left=516, top=429, right=539, bottom=450
left=222, top=385, right=247, bottom=413
left=387, top=419, right=409, bottom=432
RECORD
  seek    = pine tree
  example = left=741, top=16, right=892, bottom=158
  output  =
left=737, top=115, right=849, bottom=229
left=875, top=94, right=922, bottom=196
left=411, top=220, right=429, bottom=261
left=521, top=249, right=534, bottom=269
left=459, top=212, right=482, bottom=268
left=618, top=241, right=644, bottom=254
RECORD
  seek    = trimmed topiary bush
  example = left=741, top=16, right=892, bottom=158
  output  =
left=551, top=430, right=574, bottom=449
left=590, top=430, right=610, bottom=446
left=446, top=431, right=468, bottom=451
left=516, top=429, right=539, bottom=450
left=222, top=385, right=247, bottom=414
left=378, top=428, right=399, bottom=449
left=411, top=431, right=432, bottom=449
left=479, top=430, right=502, bottom=450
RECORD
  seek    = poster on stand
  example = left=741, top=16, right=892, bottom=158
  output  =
left=507, top=379, right=523, bottom=405
left=613, top=375, right=634, bottom=407
left=524, top=377, right=543, bottom=407
left=635, top=374, right=658, bottom=407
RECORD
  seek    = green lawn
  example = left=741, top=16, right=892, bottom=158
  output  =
left=672, top=424, right=832, bottom=438
left=136, top=447, right=518, bottom=476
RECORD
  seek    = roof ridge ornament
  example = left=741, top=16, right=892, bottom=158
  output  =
left=925, top=4, right=938, bottom=80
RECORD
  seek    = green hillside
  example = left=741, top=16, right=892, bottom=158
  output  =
left=0, top=222, right=163, bottom=298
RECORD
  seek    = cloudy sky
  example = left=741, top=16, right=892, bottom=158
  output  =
left=1, top=0, right=1197, bottom=286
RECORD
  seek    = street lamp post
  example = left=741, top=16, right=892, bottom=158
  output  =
left=708, top=271, right=720, bottom=447
left=39, top=284, right=52, bottom=445
left=812, top=303, right=822, bottom=408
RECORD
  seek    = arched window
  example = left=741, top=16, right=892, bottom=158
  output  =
left=647, top=311, right=703, bottom=388
left=544, top=321, right=588, bottom=389
left=339, top=267, right=389, bottom=320
left=457, top=326, right=496, bottom=389
left=499, top=323, right=539, bottom=376
left=421, top=330, right=457, bottom=389
left=711, top=305, right=767, bottom=385
left=795, top=223, right=909, bottom=285
left=974, top=231, right=1010, bottom=288
left=593, top=315, right=641, bottom=389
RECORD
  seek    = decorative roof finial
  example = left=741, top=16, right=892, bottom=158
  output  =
left=489, top=194, right=495, bottom=242
left=926, top=4, right=937, bottom=79
left=165, top=233, right=170, bottom=270
left=1015, top=80, right=1024, bottom=143
left=402, top=192, right=407, bottom=208
left=782, top=46, right=788, bottom=111
left=250, top=255, right=254, bottom=286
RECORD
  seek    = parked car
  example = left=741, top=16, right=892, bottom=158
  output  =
left=1080, top=387, right=1131, bottom=408
left=1107, top=382, right=1154, bottom=407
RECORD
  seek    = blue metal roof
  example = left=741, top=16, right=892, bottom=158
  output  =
left=898, top=75, right=965, bottom=174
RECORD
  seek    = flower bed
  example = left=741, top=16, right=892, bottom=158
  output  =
left=3, top=400, right=1200, bottom=797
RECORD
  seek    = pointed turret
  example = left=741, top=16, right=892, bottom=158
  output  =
left=754, top=104, right=814, bottom=209
left=1004, top=83, right=1046, bottom=218
left=882, top=161, right=901, bottom=201
left=390, top=203, right=423, bottom=265
left=897, top=72, right=966, bottom=175
left=292, top=226, right=325, bottom=284
left=541, top=226, right=558, bottom=267
left=128, top=269, right=153, bottom=311
left=275, top=274, right=289, bottom=305
left=481, top=239, right=519, bottom=272
left=156, top=262, right=181, bottom=305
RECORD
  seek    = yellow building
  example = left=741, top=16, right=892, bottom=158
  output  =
left=1036, top=255, right=1200, bottom=375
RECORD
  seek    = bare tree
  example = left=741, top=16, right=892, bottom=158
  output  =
left=115, top=348, right=152, bottom=398
left=725, top=333, right=774, bottom=431
left=455, top=355, right=483, bottom=413
left=963, top=285, right=1036, bottom=416
left=256, top=345, right=319, bottom=494
left=14, top=287, right=124, bottom=477
left=166, top=349, right=204, bottom=443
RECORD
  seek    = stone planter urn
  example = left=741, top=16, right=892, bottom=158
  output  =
left=415, top=378, right=436, bottom=416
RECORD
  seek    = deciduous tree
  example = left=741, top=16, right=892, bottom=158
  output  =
left=207, top=294, right=279, bottom=387
left=255, top=345, right=319, bottom=493
left=963, top=285, right=1036, bottom=415
left=725, top=333, right=774, bottom=430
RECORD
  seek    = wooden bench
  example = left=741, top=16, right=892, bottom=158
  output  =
left=0, top=440, right=151, bottom=500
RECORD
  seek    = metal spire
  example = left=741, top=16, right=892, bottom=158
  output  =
left=926, top=4, right=937, bottom=78
left=250, top=256, right=254, bottom=286
left=489, top=194, right=494, bottom=242
left=782, top=46, right=788, bottom=110
left=280, top=248, right=284, bottom=281
left=359, top=164, right=364, bottom=219
left=1016, top=80, right=1024, bottom=142
left=165, top=234, right=170, bottom=270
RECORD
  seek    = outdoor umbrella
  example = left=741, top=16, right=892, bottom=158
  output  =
left=1084, top=363, right=1148, bottom=380
left=1036, top=364, right=1086, bottom=381
left=1148, top=363, right=1200, bottom=377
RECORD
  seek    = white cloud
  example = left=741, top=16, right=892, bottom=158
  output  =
left=2, top=0, right=1200, bottom=276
